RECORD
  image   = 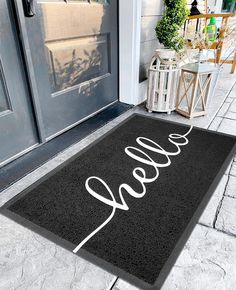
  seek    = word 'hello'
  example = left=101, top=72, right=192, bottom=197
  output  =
left=73, top=125, right=193, bottom=253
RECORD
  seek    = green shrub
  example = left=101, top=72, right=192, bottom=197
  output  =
left=155, top=0, right=189, bottom=51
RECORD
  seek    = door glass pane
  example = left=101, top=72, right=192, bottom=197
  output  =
left=0, top=64, right=10, bottom=113
left=45, top=35, right=109, bottom=93
left=38, top=2, right=110, bottom=94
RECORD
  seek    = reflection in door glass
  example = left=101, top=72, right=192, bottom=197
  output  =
left=0, top=68, right=10, bottom=113
left=45, top=35, right=109, bottom=93
left=39, top=2, right=110, bottom=94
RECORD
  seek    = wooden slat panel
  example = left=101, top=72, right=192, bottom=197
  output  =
left=158, top=71, right=165, bottom=110
left=139, top=62, right=149, bottom=82
left=140, top=0, right=163, bottom=83
left=141, top=0, right=163, bottom=16
left=166, top=69, right=173, bottom=110
left=147, top=70, right=157, bottom=109
left=139, top=28, right=161, bottom=82
left=140, top=40, right=160, bottom=67
left=141, top=16, right=161, bottom=42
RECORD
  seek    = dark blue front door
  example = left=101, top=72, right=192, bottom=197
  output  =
left=15, top=0, right=119, bottom=140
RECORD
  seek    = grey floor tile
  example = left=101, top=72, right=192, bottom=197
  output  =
left=218, top=118, right=236, bottom=135
left=0, top=215, right=116, bottom=290
left=230, top=162, right=236, bottom=177
left=162, top=224, right=236, bottom=290
left=224, top=97, right=234, bottom=103
left=225, top=111, right=236, bottom=120
left=225, top=175, right=236, bottom=198
left=213, top=89, right=229, bottom=98
left=114, top=225, right=236, bottom=290
left=225, top=160, right=233, bottom=175
left=199, top=175, right=228, bottom=227
left=216, top=102, right=232, bottom=117
left=228, top=90, right=236, bottom=99
left=216, top=77, right=236, bottom=91
left=215, top=196, right=236, bottom=236
left=224, top=99, right=236, bottom=120
left=112, top=279, right=140, bottom=290
left=208, top=116, right=223, bottom=131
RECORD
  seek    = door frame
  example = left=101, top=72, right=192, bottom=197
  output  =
left=13, top=0, right=46, bottom=142
left=0, top=1, right=39, bottom=168
left=119, top=0, right=142, bottom=106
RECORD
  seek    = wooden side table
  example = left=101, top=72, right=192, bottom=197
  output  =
left=176, top=63, right=217, bottom=119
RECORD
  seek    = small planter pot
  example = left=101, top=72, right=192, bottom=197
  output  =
left=155, top=48, right=176, bottom=60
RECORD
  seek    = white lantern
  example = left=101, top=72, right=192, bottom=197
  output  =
left=146, top=52, right=180, bottom=114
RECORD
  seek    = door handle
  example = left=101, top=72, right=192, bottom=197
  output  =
left=22, top=0, right=35, bottom=17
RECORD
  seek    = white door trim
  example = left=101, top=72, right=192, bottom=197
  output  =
left=119, top=0, right=142, bottom=105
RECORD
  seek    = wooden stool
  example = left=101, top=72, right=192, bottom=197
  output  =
left=176, top=63, right=216, bottom=119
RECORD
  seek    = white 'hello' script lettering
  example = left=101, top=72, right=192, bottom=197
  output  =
left=73, top=125, right=193, bottom=253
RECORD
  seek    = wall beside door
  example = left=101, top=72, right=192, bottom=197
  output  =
left=139, top=0, right=163, bottom=83
left=135, top=0, right=163, bottom=105
left=119, top=0, right=163, bottom=105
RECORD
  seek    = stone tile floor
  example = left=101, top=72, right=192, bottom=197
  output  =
left=0, top=65, right=236, bottom=290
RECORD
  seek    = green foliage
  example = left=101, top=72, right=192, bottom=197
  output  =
left=155, top=0, right=189, bottom=51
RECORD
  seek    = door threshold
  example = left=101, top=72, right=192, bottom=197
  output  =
left=0, top=102, right=132, bottom=193
left=0, top=143, right=39, bottom=169
left=46, top=100, right=118, bottom=142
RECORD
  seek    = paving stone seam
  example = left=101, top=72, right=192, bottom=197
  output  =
left=212, top=174, right=231, bottom=229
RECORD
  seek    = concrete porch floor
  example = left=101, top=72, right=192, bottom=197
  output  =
left=0, top=65, right=236, bottom=290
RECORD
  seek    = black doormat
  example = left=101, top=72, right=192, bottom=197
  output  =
left=2, top=114, right=236, bottom=290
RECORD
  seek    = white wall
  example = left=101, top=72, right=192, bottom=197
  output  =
left=139, top=0, right=163, bottom=83
left=137, top=0, right=163, bottom=105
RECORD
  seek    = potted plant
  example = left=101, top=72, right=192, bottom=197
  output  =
left=155, top=0, right=189, bottom=59
left=146, top=1, right=189, bottom=114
